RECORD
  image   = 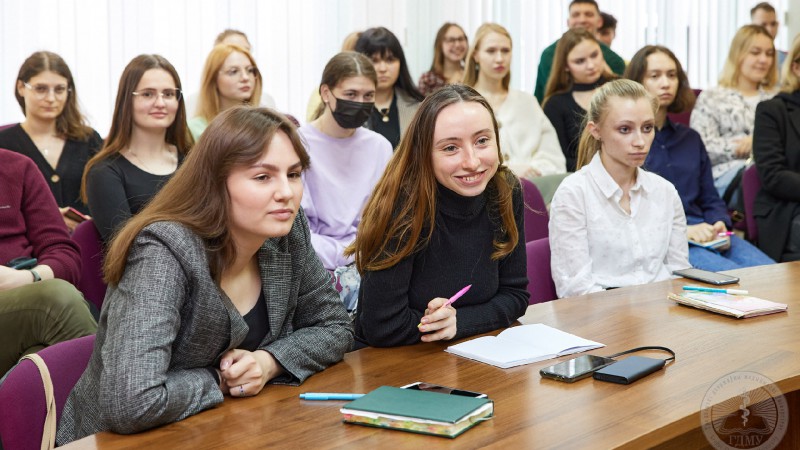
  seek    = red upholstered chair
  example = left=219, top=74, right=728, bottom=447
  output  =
left=741, top=165, right=762, bottom=243
left=526, top=238, right=557, bottom=304
left=0, top=123, right=17, bottom=132
left=0, top=335, right=95, bottom=450
left=72, top=220, right=107, bottom=310
left=666, top=89, right=701, bottom=126
left=520, top=178, right=549, bottom=242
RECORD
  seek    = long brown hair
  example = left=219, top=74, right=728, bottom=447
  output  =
left=103, top=106, right=309, bottom=285
left=430, top=23, right=467, bottom=76
left=543, top=28, right=617, bottom=106
left=624, top=45, right=696, bottom=114
left=81, top=54, right=194, bottom=202
left=575, top=79, right=658, bottom=170
left=196, top=44, right=263, bottom=120
left=345, top=84, right=519, bottom=272
left=311, top=51, right=377, bottom=120
left=463, top=23, right=511, bottom=90
left=14, top=51, right=93, bottom=141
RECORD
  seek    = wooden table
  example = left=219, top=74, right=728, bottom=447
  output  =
left=62, top=263, right=800, bottom=449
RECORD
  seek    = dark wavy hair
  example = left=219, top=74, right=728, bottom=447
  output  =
left=624, top=45, right=696, bottom=114
left=355, top=27, right=424, bottom=102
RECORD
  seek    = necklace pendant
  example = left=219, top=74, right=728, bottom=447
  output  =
left=382, top=115, right=390, bottom=123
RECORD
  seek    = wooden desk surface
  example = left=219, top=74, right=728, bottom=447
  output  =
left=62, top=263, right=800, bottom=449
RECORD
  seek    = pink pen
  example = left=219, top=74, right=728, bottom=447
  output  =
left=718, top=231, right=734, bottom=237
left=418, top=284, right=472, bottom=328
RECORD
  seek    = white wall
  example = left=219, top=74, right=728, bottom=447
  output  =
left=0, top=0, right=791, bottom=135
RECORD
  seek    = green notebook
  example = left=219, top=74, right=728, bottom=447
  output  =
left=340, top=386, right=493, bottom=438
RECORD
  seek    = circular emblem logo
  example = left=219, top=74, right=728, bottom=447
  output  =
left=700, top=371, right=789, bottom=450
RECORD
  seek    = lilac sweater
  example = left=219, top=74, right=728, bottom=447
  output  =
left=299, top=125, right=392, bottom=270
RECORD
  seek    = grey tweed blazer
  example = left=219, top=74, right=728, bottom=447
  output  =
left=56, top=209, right=353, bottom=444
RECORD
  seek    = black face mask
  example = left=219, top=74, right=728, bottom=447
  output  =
left=329, top=97, right=374, bottom=129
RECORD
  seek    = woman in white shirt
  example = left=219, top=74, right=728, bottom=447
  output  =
left=463, top=23, right=565, bottom=178
left=549, top=79, right=689, bottom=298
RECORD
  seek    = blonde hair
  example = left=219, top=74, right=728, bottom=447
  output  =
left=781, top=34, right=800, bottom=93
left=463, top=23, right=511, bottom=90
left=196, top=44, right=262, bottom=121
left=575, top=79, right=658, bottom=170
left=719, top=25, right=778, bottom=90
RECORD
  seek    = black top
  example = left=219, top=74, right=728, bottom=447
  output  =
left=0, top=124, right=102, bottom=214
left=240, top=290, right=269, bottom=351
left=543, top=91, right=587, bottom=172
left=86, top=153, right=185, bottom=243
left=369, top=94, right=400, bottom=150
left=355, top=180, right=529, bottom=347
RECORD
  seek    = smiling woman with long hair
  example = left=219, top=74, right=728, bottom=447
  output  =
left=81, top=54, right=194, bottom=243
left=56, top=107, right=353, bottom=444
left=347, top=84, right=529, bottom=348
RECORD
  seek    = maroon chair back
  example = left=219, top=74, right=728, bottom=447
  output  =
left=526, top=238, right=557, bottom=304
left=520, top=178, right=549, bottom=242
left=72, top=220, right=107, bottom=310
left=742, top=165, right=762, bottom=243
left=0, top=335, right=95, bottom=450
left=0, top=123, right=17, bottom=132
left=666, top=89, right=701, bottom=126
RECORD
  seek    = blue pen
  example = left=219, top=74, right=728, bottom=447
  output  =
left=683, top=286, right=749, bottom=295
left=299, top=393, right=365, bottom=401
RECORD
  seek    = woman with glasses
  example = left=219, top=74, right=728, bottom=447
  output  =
left=0, top=51, right=103, bottom=231
left=355, top=27, right=424, bottom=149
left=417, top=23, right=468, bottom=96
left=81, top=54, right=193, bottom=244
left=189, top=44, right=262, bottom=140
left=463, top=23, right=565, bottom=178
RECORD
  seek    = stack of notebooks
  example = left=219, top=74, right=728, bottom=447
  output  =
left=669, top=291, right=788, bottom=318
left=341, top=386, right=493, bottom=438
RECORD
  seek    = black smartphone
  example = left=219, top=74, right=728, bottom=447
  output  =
left=539, top=355, right=617, bottom=383
left=672, top=268, right=740, bottom=286
left=401, top=382, right=488, bottom=398
left=64, top=207, right=89, bottom=223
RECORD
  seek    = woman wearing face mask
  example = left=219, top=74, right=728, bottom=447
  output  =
left=417, top=23, right=468, bottom=96
left=189, top=44, right=262, bottom=140
left=0, top=51, right=103, bottom=230
left=691, top=25, right=778, bottom=202
left=463, top=23, right=565, bottom=178
left=543, top=28, right=617, bottom=172
left=355, top=27, right=424, bottom=149
left=302, top=52, right=392, bottom=278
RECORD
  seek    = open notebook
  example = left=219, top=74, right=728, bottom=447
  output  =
left=445, top=324, right=604, bottom=369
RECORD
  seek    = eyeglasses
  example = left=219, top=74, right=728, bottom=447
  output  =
left=23, top=82, right=71, bottom=99
left=131, top=88, right=182, bottom=103
left=220, top=66, right=259, bottom=78
left=443, top=36, right=467, bottom=45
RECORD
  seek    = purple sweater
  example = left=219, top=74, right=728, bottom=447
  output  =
left=0, top=148, right=81, bottom=283
left=299, top=125, right=392, bottom=269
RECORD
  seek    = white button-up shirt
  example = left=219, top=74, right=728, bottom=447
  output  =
left=549, top=153, right=690, bottom=298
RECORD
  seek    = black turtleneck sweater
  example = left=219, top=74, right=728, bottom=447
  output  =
left=355, top=181, right=529, bottom=347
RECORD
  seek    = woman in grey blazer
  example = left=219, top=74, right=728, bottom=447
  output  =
left=57, top=107, right=354, bottom=444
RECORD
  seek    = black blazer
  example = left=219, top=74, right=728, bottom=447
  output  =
left=752, top=92, right=800, bottom=261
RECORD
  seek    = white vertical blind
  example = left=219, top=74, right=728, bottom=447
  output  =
left=0, top=0, right=791, bottom=135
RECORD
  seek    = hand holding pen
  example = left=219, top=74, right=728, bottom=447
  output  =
left=418, top=284, right=471, bottom=343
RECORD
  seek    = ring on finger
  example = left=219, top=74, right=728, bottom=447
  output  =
left=239, top=384, right=245, bottom=396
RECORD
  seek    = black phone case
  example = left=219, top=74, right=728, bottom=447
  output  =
left=592, top=356, right=665, bottom=385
